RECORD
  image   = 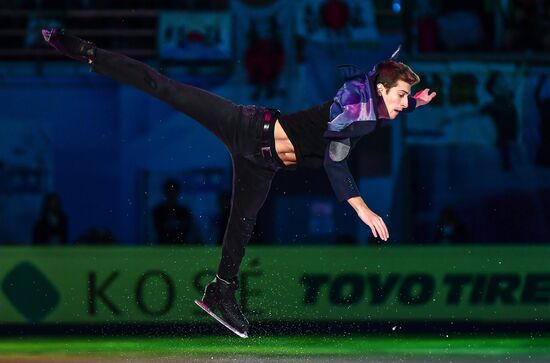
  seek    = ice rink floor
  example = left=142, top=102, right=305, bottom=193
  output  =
left=0, top=335, right=548, bottom=362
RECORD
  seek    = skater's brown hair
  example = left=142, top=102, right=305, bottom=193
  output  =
left=375, top=61, right=420, bottom=92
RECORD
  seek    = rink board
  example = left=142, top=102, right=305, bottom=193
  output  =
left=0, top=246, right=548, bottom=324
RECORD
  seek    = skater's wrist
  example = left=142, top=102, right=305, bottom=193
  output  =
left=347, top=196, right=370, bottom=214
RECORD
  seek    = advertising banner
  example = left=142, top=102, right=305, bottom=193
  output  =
left=0, top=247, right=548, bottom=324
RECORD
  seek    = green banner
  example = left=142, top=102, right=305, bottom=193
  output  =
left=0, top=246, right=549, bottom=324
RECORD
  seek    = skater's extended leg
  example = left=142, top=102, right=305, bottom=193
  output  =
left=91, top=48, right=241, bottom=144
left=42, top=28, right=242, bottom=146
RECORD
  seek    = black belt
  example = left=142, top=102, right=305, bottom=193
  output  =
left=259, top=108, right=282, bottom=169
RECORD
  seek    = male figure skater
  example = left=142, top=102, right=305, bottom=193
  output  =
left=42, top=29, right=436, bottom=338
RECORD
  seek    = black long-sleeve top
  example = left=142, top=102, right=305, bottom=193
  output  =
left=279, top=73, right=416, bottom=202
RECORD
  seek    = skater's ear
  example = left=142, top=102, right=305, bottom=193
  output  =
left=377, top=84, right=385, bottom=96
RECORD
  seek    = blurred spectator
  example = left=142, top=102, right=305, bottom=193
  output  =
left=32, top=192, right=68, bottom=245
left=437, top=7, right=485, bottom=51
left=501, top=0, right=544, bottom=51
left=535, top=74, right=550, bottom=166
left=153, top=178, right=201, bottom=245
left=244, top=16, right=284, bottom=100
left=439, top=71, right=519, bottom=171
left=480, top=71, right=519, bottom=171
left=408, top=0, right=548, bottom=53
left=433, top=207, right=467, bottom=244
left=413, top=0, right=440, bottom=53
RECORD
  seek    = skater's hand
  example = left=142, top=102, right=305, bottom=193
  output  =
left=413, top=88, right=437, bottom=108
left=347, top=196, right=389, bottom=241
left=357, top=208, right=389, bottom=241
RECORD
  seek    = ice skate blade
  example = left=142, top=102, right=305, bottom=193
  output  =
left=194, top=300, right=248, bottom=338
left=42, top=29, right=52, bottom=42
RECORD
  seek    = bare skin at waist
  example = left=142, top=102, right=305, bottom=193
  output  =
left=274, top=120, right=296, bottom=166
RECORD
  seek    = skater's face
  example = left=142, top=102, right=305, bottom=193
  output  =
left=377, top=80, right=411, bottom=119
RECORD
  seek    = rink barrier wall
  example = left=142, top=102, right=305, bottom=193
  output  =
left=0, top=246, right=548, bottom=330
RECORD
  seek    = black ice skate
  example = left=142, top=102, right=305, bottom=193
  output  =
left=194, top=275, right=250, bottom=338
left=41, top=28, right=96, bottom=63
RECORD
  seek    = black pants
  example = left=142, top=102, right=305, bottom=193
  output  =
left=92, top=49, right=278, bottom=280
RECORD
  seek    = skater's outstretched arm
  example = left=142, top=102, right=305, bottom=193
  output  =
left=322, top=137, right=389, bottom=241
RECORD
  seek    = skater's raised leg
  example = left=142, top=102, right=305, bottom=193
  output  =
left=41, top=28, right=243, bottom=147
